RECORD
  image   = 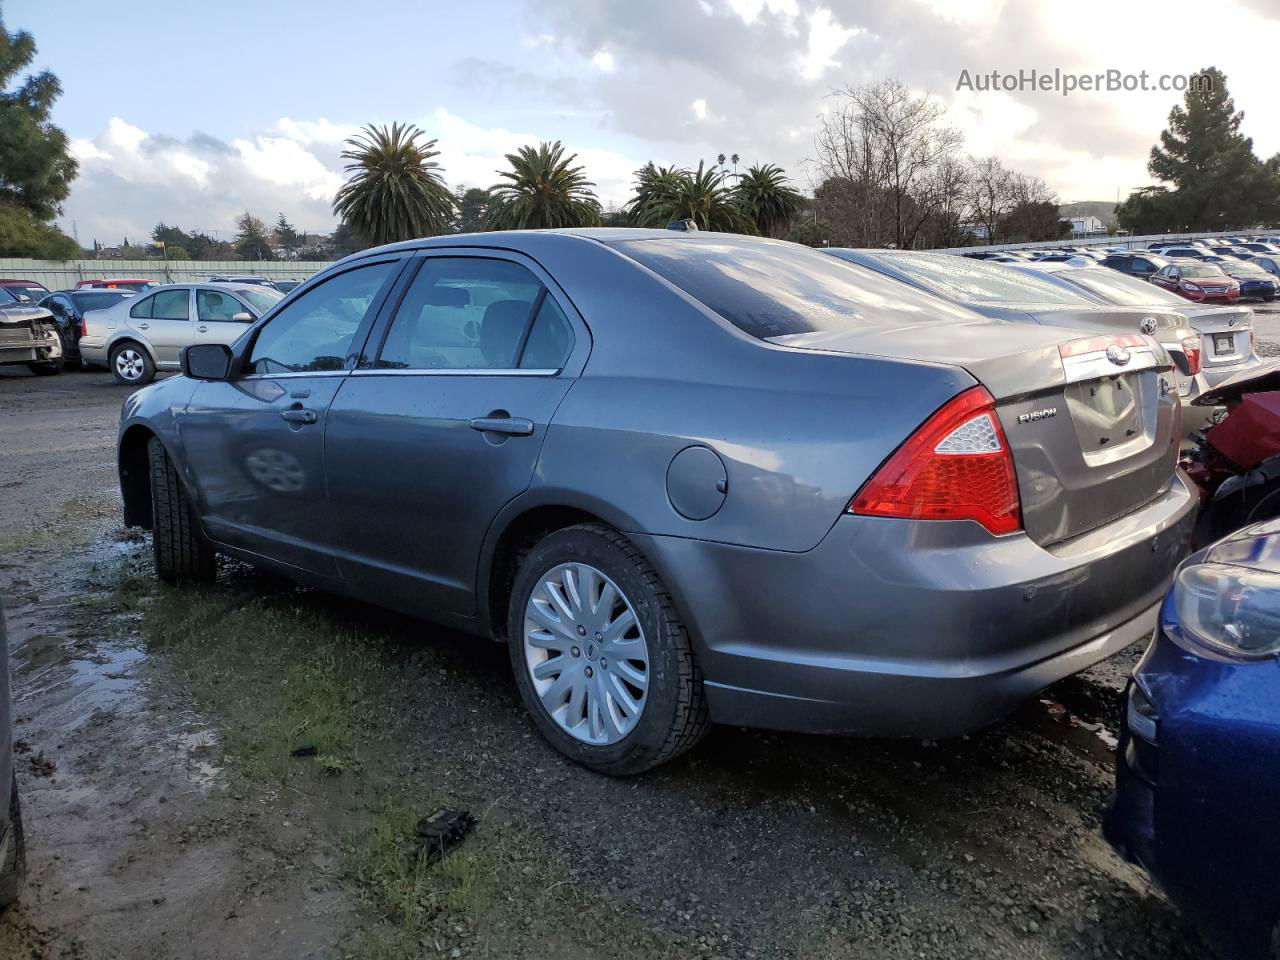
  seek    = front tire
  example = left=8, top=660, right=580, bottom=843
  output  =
left=148, top=437, right=215, bottom=583
left=26, top=362, right=61, bottom=376
left=110, top=343, right=155, bottom=385
left=507, top=523, right=709, bottom=775
left=0, top=774, right=25, bottom=910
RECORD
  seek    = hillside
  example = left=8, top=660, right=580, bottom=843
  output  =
left=1059, top=201, right=1118, bottom=229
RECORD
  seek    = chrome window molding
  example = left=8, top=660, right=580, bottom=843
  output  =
left=350, top=367, right=561, bottom=377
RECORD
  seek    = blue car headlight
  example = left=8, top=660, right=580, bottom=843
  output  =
left=1173, top=563, right=1280, bottom=659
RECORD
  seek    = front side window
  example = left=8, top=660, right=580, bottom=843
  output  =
left=247, top=261, right=397, bottom=374
left=197, top=289, right=247, bottom=322
left=376, top=258, right=544, bottom=370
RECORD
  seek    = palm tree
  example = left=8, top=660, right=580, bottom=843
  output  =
left=717, top=152, right=726, bottom=167
left=332, top=123, right=456, bottom=246
left=486, top=141, right=602, bottom=230
left=735, top=163, right=805, bottom=237
left=628, top=161, right=754, bottom=233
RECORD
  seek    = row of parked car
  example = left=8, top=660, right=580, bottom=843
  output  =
left=0, top=276, right=298, bottom=382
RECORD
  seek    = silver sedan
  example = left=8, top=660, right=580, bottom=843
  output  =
left=80, top=282, right=284, bottom=384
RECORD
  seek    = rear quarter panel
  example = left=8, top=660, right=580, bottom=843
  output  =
left=522, top=236, right=977, bottom=553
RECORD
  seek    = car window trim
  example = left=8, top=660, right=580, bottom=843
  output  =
left=365, top=252, right=566, bottom=376
left=236, top=255, right=410, bottom=379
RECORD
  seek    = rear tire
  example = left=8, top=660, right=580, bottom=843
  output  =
left=507, top=523, right=710, bottom=775
left=110, top=343, right=155, bottom=385
left=0, top=774, right=25, bottom=910
left=148, top=437, right=215, bottom=583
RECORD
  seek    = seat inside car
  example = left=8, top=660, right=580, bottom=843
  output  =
left=480, top=299, right=534, bottom=367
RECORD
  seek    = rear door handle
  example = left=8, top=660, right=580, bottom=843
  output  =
left=198, top=325, right=208, bottom=333
left=469, top=416, right=534, bottom=436
left=280, top=408, right=318, bottom=425
left=136, top=323, right=149, bottom=330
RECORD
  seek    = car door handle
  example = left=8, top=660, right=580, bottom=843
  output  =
left=280, top=408, right=318, bottom=425
left=198, top=325, right=208, bottom=332
left=136, top=323, right=149, bottom=330
left=469, top=416, right=534, bottom=436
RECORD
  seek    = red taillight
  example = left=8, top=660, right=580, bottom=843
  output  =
left=80, top=314, right=87, bottom=337
left=849, top=386, right=1022, bottom=536
left=1180, top=336, right=1202, bottom=375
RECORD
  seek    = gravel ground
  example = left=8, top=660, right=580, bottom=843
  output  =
left=0, top=343, right=1257, bottom=959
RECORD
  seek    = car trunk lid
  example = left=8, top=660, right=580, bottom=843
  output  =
left=770, top=320, right=1181, bottom=547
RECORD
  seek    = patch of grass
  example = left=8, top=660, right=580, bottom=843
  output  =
left=90, top=555, right=676, bottom=960
left=137, top=582, right=382, bottom=781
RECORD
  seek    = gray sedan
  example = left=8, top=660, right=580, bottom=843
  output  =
left=116, top=231, right=1194, bottom=774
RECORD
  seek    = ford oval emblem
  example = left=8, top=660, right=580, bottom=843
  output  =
left=1106, top=344, right=1131, bottom=366
left=1139, top=317, right=1158, bottom=335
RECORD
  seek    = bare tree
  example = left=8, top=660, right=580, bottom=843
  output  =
left=964, top=156, right=1015, bottom=245
left=813, top=79, right=964, bottom=248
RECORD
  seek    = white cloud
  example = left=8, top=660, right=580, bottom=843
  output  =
left=690, top=98, right=709, bottom=121
left=522, top=32, right=557, bottom=47
left=591, top=49, right=615, bottom=72
left=726, top=0, right=799, bottom=24
left=798, top=8, right=859, bottom=80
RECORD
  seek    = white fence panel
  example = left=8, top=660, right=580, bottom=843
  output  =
left=0, top=259, right=335, bottom=290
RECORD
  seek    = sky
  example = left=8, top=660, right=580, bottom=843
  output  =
left=10, top=0, right=1280, bottom=246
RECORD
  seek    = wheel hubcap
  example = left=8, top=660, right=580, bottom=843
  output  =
left=523, top=562, right=648, bottom=745
left=115, top=349, right=144, bottom=381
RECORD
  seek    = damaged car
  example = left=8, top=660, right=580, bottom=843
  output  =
left=0, top=286, right=63, bottom=376
left=116, top=231, right=1194, bottom=774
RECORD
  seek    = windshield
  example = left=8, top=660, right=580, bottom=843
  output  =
left=1061, top=269, right=1188, bottom=307
left=611, top=238, right=979, bottom=338
left=0, top=287, right=16, bottom=304
left=1180, top=264, right=1227, bottom=278
left=71, top=291, right=133, bottom=311
left=882, top=252, right=1090, bottom=305
left=4, top=284, right=46, bottom=300
left=234, top=287, right=284, bottom=313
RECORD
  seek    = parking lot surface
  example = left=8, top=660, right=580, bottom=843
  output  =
left=0, top=354, right=1238, bottom=959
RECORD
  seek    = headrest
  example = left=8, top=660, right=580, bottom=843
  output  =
left=480, top=299, right=531, bottom=367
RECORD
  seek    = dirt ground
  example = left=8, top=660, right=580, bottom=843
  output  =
left=4, top=309, right=1273, bottom=960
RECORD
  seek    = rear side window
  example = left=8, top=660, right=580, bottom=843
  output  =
left=612, top=238, right=978, bottom=339
left=376, top=258, right=544, bottom=370
left=132, top=289, right=188, bottom=320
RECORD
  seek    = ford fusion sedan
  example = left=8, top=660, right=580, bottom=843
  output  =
left=1106, top=519, right=1280, bottom=960
left=1009, top=261, right=1259, bottom=391
left=1150, top=261, right=1242, bottom=304
left=81, top=282, right=284, bottom=384
left=823, top=249, right=1205, bottom=400
left=117, top=230, right=1194, bottom=775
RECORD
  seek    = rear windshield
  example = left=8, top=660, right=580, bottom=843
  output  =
left=881, top=252, right=1090, bottom=305
left=71, top=291, right=133, bottom=311
left=610, top=238, right=976, bottom=338
left=1058, top=269, right=1187, bottom=307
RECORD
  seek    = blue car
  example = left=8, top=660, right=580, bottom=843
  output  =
left=1106, top=519, right=1280, bottom=959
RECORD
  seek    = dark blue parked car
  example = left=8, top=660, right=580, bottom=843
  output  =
left=1106, top=519, right=1280, bottom=959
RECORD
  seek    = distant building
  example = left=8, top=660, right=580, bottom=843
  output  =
left=1069, top=216, right=1105, bottom=237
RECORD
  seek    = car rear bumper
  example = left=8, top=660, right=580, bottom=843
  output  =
left=632, top=471, right=1196, bottom=738
left=78, top=336, right=108, bottom=367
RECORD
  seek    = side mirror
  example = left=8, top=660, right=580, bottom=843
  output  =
left=232, top=312, right=253, bottom=323
left=181, top=343, right=233, bottom=381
